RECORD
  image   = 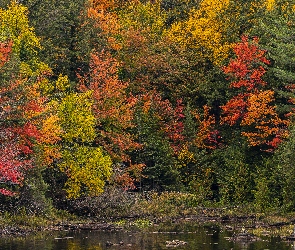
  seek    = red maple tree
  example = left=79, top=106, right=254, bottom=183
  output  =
left=221, top=36, right=288, bottom=150
left=0, top=41, right=42, bottom=196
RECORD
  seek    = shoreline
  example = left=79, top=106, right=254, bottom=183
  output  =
left=1, top=209, right=295, bottom=239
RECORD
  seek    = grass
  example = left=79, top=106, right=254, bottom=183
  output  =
left=0, top=207, right=79, bottom=233
left=1, top=191, right=295, bottom=238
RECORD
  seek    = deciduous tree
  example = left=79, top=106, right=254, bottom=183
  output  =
left=79, top=50, right=143, bottom=190
left=221, top=36, right=288, bottom=150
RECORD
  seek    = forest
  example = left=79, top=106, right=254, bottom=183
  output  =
left=1, top=0, right=295, bottom=217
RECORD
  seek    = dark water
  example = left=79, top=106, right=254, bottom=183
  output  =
left=0, top=225, right=293, bottom=250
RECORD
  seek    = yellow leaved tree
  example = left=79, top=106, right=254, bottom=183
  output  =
left=165, top=0, right=232, bottom=65
left=57, top=78, right=113, bottom=199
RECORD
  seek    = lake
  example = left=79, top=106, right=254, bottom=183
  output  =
left=0, top=224, right=293, bottom=250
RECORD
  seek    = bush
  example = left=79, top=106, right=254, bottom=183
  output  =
left=131, top=191, right=199, bottom=219
left=67, top=186, right=140, bottom=218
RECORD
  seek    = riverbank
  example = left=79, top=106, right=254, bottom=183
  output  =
left=1, top=191, right=295, bottom=239
left=1, top=206, right=295, bottom=240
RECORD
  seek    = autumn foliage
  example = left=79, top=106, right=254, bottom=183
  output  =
left=221, top=36, right=288, bottom=150
left=0, top=41, right=12, bottom=67
left=80, top=51, right=137, bottom=159
left=79, top=50, right=143, bottom=190
left=195, top=105, right=220, bottom=150
left=2, top=0, right=295, bottom=213
left=0, top=41, right=42, bottom=196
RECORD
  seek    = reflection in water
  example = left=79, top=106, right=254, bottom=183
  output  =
left=0, top=225, right=293, bottom=250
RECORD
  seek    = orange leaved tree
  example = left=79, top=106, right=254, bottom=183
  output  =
left=79, top=50, right=144, bottom=190
left=221, top=36, right=288, bottom=151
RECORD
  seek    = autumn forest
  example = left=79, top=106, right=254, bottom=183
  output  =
left=1, top=0, right=295, bottom=215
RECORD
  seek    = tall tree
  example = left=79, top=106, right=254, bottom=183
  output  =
left=221, top=36, right=288, bottom=151
left=251, top=1, right=295, bottom=116
left=57, top=89, right=113, bottom=198
left=79, top=50, right=143, bottom=190
left=0, top=2, right=49, bottom=196
left=165, top=0, right=232, bottom=65
left=21, top=0, right=87, bottom=80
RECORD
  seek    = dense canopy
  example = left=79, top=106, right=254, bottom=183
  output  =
left=1, top=0, right=295, bottom=212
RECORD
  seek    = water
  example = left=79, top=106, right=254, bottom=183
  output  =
left=0, top=225, right=293, bottom=250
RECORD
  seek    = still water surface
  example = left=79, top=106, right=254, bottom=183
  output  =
left=0, top=225, right=293, bottom=250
